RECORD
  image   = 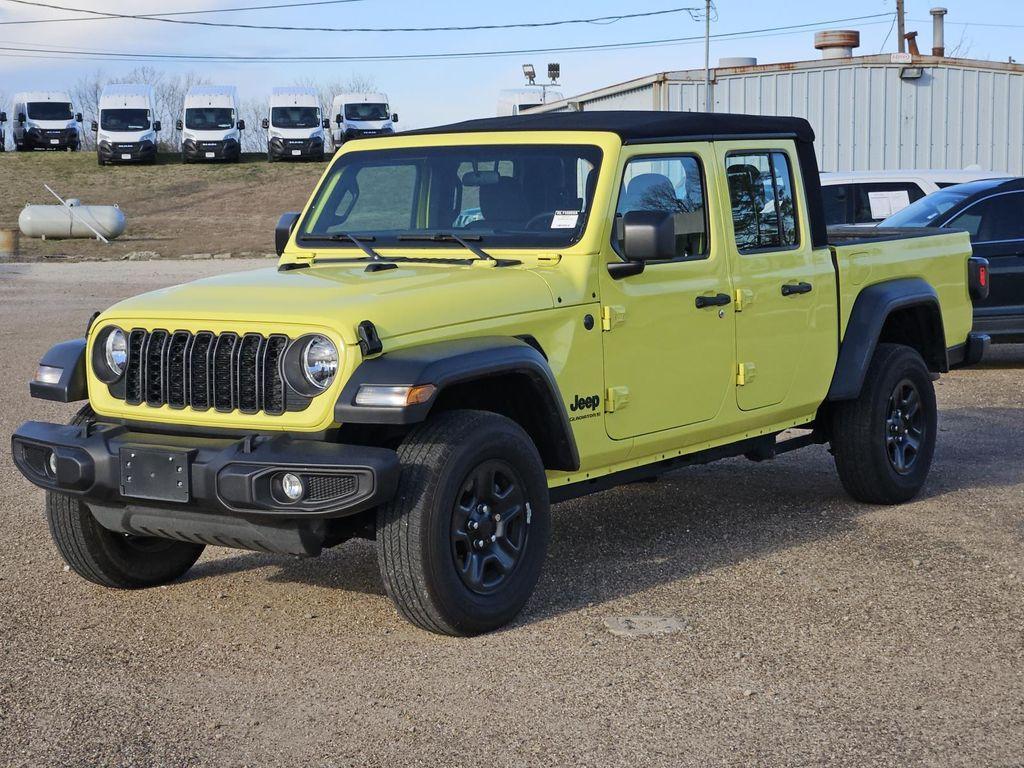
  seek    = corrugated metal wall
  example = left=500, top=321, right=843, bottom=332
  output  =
left=555, top=60, right=1024, bottom=174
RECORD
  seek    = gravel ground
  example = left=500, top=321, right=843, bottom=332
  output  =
left=0, top=261, right=1021, bottom=768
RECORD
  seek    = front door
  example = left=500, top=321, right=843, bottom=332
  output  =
left=599, top=144, right=736, bottom=440
left=717, top=142, right=835, bottom=413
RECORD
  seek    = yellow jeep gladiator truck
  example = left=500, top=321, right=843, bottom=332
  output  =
left=12, top=112, right=990, bottom=635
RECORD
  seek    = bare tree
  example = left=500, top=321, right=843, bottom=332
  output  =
left=71, top=69, right=105, bottom=149
left=238, top=96, right=268, bottom=153
left=293, top=73, right=378, bottom=120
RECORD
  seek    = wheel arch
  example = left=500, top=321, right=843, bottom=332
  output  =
left=827, top=278, right=947, bottom=402
left=335, top=336, right=580, bottom=472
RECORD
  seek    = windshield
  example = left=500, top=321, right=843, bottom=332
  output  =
left=27, top=102, right=72, bottom=121
left=299, top=144, right=603, bottom=249
left=344, top=103, right=389, bottom=121
left=271, top=106, right=320, bottom=129
left=100, top=109, right=151, bottom=132
left=881, top=186, right=976, bottom=228
left=185, top=107, right=235, bottom=130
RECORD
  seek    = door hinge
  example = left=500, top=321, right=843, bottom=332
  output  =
left=605, top=386, right=630, bottom=412
left=737, top=362, right=757, bottom=386
left=734, top=289, right=754, bottom=312
left=601, top=305, right=626, bottom=331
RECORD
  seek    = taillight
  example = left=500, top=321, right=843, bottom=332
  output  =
left=968, top=256, right=990, bottom=302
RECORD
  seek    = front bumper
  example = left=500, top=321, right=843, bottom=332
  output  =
left=268, top=136, right=324, bottom=159
left=23, top=129, right=79, bottom=150
left=98, top=140, right=156, bottom=163
left=12, top=420, right=399, bottom=520
left=183, top=138, right=240, bottom=161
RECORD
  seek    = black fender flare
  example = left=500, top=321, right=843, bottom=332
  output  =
left=826, top=278, right=945, bottom=401
left=30, top=338, right=87, bottom=402
left=335, top=336, right=580, bottom=471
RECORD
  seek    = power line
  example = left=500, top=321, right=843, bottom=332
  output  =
left=0, top=14, right=895, bottom=63
left=0, top=0, right=370, bottom=24
left=1, top=0, right=704, bottom=33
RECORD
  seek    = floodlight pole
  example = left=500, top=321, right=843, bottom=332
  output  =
left=704, top=0, right=712, bottom=112
left=896, top=0, right=906, bottom=53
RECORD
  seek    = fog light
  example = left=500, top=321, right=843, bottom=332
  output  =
left=280, top=472, right=304, bottom=501
left=48, top=452, right=58, bottom=476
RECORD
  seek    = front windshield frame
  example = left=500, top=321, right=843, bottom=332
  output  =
left=27, top=101, right=73, bottom=121
left=296, top=143, right=605, bottom=252
left=345, top=103, right=389, bottom=122
left=880, top=185, right=984, bottom=228
left=100, top=108, right=152, bottom=132
left=271, top=106, right=321, bottom=129
left=185, top=106, right=236, bottom=130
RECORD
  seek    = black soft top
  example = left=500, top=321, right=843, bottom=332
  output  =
left=407, top=110, right=816, bottom=144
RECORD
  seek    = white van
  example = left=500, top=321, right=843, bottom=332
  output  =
left=176, top=85, right=243, bottom=163
left=9, top=91, right=83, bottom=151
left=263, top=87, right=328, bottom=162
left=496, top=88, right=563, bottom=117
left=329, top=92, right=396, bottom=147
left=820, top=169, right=1001, bottom=226
left=93, top=84, right=161, bottom=166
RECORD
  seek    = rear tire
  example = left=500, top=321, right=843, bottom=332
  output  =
left=376, top=410, right=550, bottom=636
left=830, top=343, right=937, bottom=504
left=45, top=407, right=205, bottom=589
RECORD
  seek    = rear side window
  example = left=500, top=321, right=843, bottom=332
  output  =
left=852, top=182, right=926, bottom=223
left=615, top=155, right=709, bottom=259
left=726, top=151, right=799, bottom=251
left=947, top=192, right=1024, bottom=242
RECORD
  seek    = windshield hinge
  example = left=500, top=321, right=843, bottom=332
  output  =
left=601, top=305, right=626, bottom=332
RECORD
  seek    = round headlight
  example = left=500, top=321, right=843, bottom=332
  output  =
left=103, top=327, right=128, bottom=377
left=302, top=336, right=338, bottom=390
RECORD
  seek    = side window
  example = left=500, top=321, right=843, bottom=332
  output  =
left=726, top=151, right=799, bottom=251
left=822, top=184, right=850, bottom=226
left=320, top=163, right=419, bottom=232
left=853, top=182, right=926, bottom=223
left=616, top=155, right=709, bottom=259
left=948, top=192, right=1024, bottom=242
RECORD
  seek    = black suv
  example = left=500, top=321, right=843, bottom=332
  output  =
left=883, top=177, right=1024, bottom=344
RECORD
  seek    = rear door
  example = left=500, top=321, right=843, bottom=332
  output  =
left=944, top=190, right=1024, bottom=321
left=717, top=141, right=837, bottom=414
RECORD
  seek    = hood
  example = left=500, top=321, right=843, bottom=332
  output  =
left=183, top=127, right=239, bottom=142
left=100, top=262, right=555, bottom=342
left=27, top=119, right=78, bottom=131
left=99, top=129, right=156, bottom=143
left=270, top=126, right=325, bottom=140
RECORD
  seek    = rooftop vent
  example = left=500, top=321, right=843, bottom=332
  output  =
left=814, top=30, right=861, bottom=59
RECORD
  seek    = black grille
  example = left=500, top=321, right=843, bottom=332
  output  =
left=120, top=329, right=291, bottom=415
left=305, top=474, right=357, bottom=502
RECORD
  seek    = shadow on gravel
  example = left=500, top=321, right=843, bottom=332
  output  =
left=180, top=403, right=1022, bottom=625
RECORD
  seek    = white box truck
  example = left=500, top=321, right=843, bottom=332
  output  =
left=329, top=92, right=396, bottom=147
left=263, top=87, right=328, bottom=162
left=9, top=91, right=83, bottom=151
left=93, top=84, right=161, bottom=166
left=176, top=85, right=244, bottom=163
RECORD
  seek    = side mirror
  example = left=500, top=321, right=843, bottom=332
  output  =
left=153, top=120, right=162, bottom=132
left=0, top=112, right=6, bottom=124
left=322, top=118, right=330, bottom=130
left=17, top=112, right=26, bottom=125
left=335, top=114, right=343, bottom=126
left=275, top=212, right=300, bottom=256
left=622, top=210, right=676, bottom=261
left=237, top=119, right=245, bottom=130
left=391, top=113, right=398, bottom=123
left=75, top=112, right=83, bottom=123
left=91, top=120, right=98, bottom=132
left=175, top=119, right=183, bottom=131
left=261, top=117, right=269, bottom=130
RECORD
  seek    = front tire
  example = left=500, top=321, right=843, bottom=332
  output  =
left=376, top=410, right=550, bottom=636
left=831, top=343, right=937, bottom=504
left=45, top=408, right=205, bottom=588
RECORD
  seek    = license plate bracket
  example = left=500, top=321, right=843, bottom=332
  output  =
left=120, top=447, right=192, bottom=502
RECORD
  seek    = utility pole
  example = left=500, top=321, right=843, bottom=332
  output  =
left=896, top=0, right=906, bottom=53
left=704, top=0, right=712, bottom=112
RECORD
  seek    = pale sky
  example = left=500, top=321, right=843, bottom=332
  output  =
left=2, top=0, right=1022, bottom=128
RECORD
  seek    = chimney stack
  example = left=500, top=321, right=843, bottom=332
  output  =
left=931, top=7, right=947, bottom=57
left=814, top=30, right=861, bottom=59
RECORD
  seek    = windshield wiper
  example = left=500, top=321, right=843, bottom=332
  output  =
left=398, top=232, right=496, bottom=262
left=301, top=232, right=385, bottom=261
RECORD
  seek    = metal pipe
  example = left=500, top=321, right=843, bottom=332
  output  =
left=931, top=7, right=947, bottom=57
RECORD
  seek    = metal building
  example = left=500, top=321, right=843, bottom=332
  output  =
left=532, top=29, right=1024, bottom=175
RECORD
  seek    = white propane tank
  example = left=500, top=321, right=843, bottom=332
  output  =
left=18, top=201, right=126, bottom=240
